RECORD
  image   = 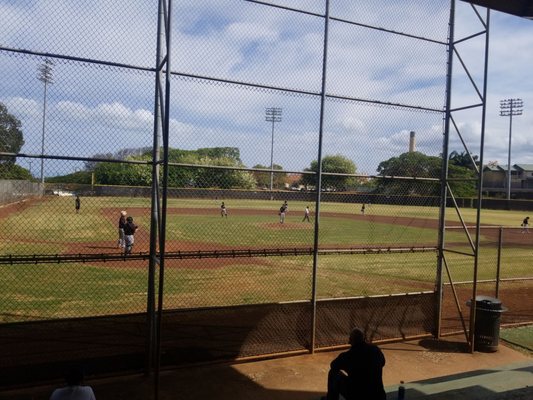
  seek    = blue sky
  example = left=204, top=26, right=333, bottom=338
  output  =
left=0, top=0, right=532, bottom=177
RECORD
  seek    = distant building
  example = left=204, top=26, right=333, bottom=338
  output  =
left=482, top=164, right=533, bottom=197
left=515, top=164, right=533, bottom=189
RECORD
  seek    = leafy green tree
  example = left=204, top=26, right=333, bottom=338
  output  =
left=94, top=154, right=151, bottom=186
left=301, top=154, right=358, bottom=191
left=195, top=156, right=256, bottom=189
left=252, top=164, right=286, bottom=189
left=376, top=151, right=476, bottom=197
left=91, top=147, right=256, bottom=189
left=47, top=170, right=92, bottom=184
left=166, top=147, right=255, bottom=189
left=448, top=164, right=477, bottom=197
left=0, top=163, right=32, bottom=180
left=376, top=152, right=442, bottom=195
left=0, top=102, right=24, bottom=164
left=0, top=102, right=32, bottom=180
left=84, top=152, right=113, bottom=172
left=197, top=147, right=241, bottom=162
left=167, top=150, right=200, bottom=187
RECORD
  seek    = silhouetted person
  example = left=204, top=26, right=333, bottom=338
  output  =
left=521, top=216, right=530, bottom=233
left=75, top=195, right=81, bottom=214
left=324, top=328, right=386, bottom=400
left=50, top=366, right=96, bottom=400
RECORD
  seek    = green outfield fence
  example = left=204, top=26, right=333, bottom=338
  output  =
left=0, top=0, right=530, bottom=392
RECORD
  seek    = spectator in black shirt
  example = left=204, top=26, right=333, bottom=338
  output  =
left=324, top=328, right=386, bottom=400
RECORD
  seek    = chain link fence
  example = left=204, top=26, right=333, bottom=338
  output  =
left=0, top=0, right=530, bottom=387
left=441, top=226, right=533, bottom=335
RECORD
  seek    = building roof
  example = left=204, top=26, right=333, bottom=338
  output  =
left=499, top=165, right=518, bottom=172
left=514, top=164, right=533, bottom=171
left=460, top=0, right=533, bottom=19
left=483, top=164, right=533, bottom=172
left=483, top=165, right=502, bottom=172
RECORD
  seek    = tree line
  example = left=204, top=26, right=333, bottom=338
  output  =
left=0, top=102, right=32, bottom=180
left=1, top=101, right=476, bottom=196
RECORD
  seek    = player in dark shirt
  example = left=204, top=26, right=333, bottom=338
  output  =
left=123, top=216, right=138, bottom=255
left=118, top=211, right=127, bottom=248
left=324, top=328, right=386, bottom=400
left=279, top=201, right=288, bottom=223
left=75, top=195, right=81, bottom=214
left=521, top=216, right=530, bottom=233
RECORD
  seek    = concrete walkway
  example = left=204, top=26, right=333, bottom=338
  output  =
left=389, top=360, right=533, bottom=399
left=1, top=336, right=531, bottom=400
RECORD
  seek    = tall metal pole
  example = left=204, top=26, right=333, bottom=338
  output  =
left=154, top=0, right=172, bottom=398
left=265, top=107, right=282, bottom=195
left=469, top=7, right=491, bottom=354
left=500, top=98, right=523, bottom=201
left=436, top=0, right=455, bottom=339
left=146, top=0, right=165, bottom=376
left=38, top=59, right=54, bottom=186
left=495, top=227, right=503, bottom=298
left=310, top=0, right=330, bottom=353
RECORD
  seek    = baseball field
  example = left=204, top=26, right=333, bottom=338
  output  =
left=0, top=196, right=531, bottom=323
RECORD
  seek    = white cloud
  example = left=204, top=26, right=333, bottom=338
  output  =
left=226, top=22, right=278, bottom=42
left=1, top=1, right=532, bottom=177
left=340, top=116, right=365, bottom=133
left=2, top=97, right=41, bottom=119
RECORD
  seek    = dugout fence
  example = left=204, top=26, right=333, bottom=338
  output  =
left=1, top=0, right=530, bottom=392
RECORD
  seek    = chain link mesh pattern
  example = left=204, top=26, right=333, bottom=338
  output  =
left=2, top=0, right=529, bottom=384
left=0, top=0, right=451, bottom=323
left=441, top=226, right=533, bottom=335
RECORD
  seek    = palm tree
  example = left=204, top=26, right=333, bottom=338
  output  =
left=449, top=150, right=479, bottom=170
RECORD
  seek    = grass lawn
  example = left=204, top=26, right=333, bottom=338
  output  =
left=500, top=325, right=533, bottom=354
left=0, top=196, right=531, bottom=322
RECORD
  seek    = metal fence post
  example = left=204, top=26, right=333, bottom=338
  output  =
left=495, top=227, right=503, bottom=298
left=310, top=0, right=330, bottom=353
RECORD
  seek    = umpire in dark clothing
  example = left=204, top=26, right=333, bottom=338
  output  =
left=325, top=328, right=386, bottom=400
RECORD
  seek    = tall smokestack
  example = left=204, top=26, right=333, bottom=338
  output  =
left=409, top=131, right=416, bottom=153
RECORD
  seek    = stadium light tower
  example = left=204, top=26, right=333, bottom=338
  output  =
left=37, top=58, right=54, bottom=185
left=500, top=98, right=523, bottom=201
left=265, top=107, right=282, bottom=193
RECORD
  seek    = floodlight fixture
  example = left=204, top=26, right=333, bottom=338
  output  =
left=499, top=98, right=523, bottom=201
left=265, top=107, right=283, bottom=194
left=37, top=58, right=55, bottom=185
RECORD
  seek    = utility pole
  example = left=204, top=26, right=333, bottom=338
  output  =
left=265, top=107, right=282, bottom=196
left=500, top=98, right=523, bottom=201
left=37, top=58, right=54, bottom=186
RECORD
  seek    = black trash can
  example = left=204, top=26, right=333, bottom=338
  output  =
left=467, top=296, right=507, bottom=352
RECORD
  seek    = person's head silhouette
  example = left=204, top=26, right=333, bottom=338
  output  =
left=65, top=366, right=84, bottom=386
left=349, top=328, right=366, bottom=345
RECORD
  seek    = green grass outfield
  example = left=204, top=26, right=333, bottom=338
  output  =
left=500, top=325, right=533, bottom=354
left=0, top=196, right=532, bottom=322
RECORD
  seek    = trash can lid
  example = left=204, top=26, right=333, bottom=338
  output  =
left=466, top=295, right=507, bottom=312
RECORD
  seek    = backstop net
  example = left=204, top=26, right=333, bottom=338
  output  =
left=2, top=0, right=527, bottom=387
